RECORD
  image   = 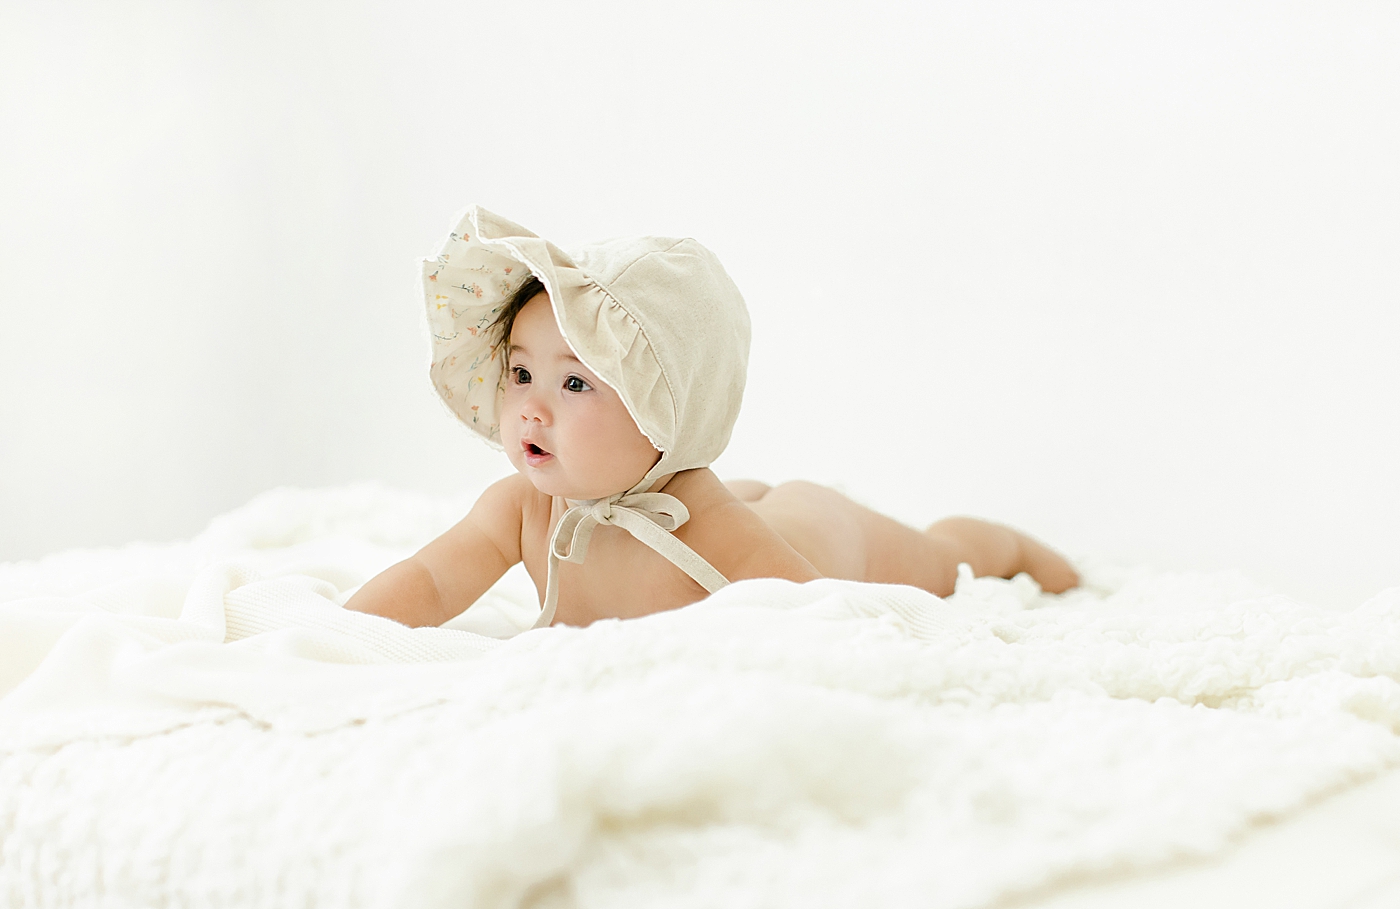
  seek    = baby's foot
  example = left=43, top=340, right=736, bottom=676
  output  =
left=1017, top=533, right=1080, bottom=593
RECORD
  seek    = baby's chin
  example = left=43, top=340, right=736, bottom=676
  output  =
left=515, top=466, right=649, bottom=502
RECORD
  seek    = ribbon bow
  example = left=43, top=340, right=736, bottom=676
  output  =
left=534, top=490, right=729, bottom=628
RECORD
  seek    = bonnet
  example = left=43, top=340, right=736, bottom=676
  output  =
left=424, top=205, right=751, bottom=627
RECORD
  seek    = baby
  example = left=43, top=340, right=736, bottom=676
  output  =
left=347, top=207, right=1078, bottom=629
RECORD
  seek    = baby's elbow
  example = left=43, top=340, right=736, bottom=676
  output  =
left=345, top=557, right=448, bottom=627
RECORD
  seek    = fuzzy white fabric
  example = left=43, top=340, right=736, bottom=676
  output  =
left=2, top=485, right=1399, bottom=908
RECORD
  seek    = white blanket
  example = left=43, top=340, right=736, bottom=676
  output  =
left=2, top=485, right=1399, bottom=908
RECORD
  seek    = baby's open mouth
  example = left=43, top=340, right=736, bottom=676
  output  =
left=525, top=442, right=550, bottom=457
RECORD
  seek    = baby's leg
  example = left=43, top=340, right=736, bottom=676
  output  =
left=725, top=480, right=1078, bottom=597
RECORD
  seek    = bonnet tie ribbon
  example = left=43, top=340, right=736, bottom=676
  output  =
left=534, top=490, right=730, bottom=629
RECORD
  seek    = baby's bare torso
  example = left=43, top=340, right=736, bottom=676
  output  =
left=509, top=467, right=868, bottom=624
left=516, top=470, right=729, bottom=626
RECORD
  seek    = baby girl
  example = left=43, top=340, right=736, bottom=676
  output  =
left=347, top=207, right=1078, bottom=629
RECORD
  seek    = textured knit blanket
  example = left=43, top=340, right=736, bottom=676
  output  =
left=2, top=485, right=1398, bottom=908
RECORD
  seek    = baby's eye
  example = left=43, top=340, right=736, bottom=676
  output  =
left=511, top=366, right=531, bottom=385
left=564, top=375, right=591, bottom=393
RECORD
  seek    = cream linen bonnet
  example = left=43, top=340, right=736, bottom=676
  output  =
left=424, top=205, right=751, bottom=627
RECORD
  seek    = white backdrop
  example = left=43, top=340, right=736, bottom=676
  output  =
left=2, top=1, right=1396, bottom=607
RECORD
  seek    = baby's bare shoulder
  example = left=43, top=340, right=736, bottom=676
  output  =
left=669, top=471, right=821, bottom=584
left=423, top=474, right=530, bottom=565
left=489, top=471, right=550, bottom=527
left=664, top=468, right=732, bottom=511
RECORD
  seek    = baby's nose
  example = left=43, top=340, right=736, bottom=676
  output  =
left=519, top=394, right=550, bottom=423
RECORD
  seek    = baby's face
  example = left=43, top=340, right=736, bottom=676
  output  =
left=500, top=291, right=660, bottom=500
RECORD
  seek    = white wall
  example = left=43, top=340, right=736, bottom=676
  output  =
left=2, top=0, right=1396, bottom=607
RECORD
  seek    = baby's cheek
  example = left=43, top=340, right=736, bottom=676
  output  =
left=499, top=423, right=524, bottom=462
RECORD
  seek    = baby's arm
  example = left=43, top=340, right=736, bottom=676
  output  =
left=344, top=475, right=527, bottom=627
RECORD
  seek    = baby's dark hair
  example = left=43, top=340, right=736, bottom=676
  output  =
left=490, top=275, right=545, bottom=361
